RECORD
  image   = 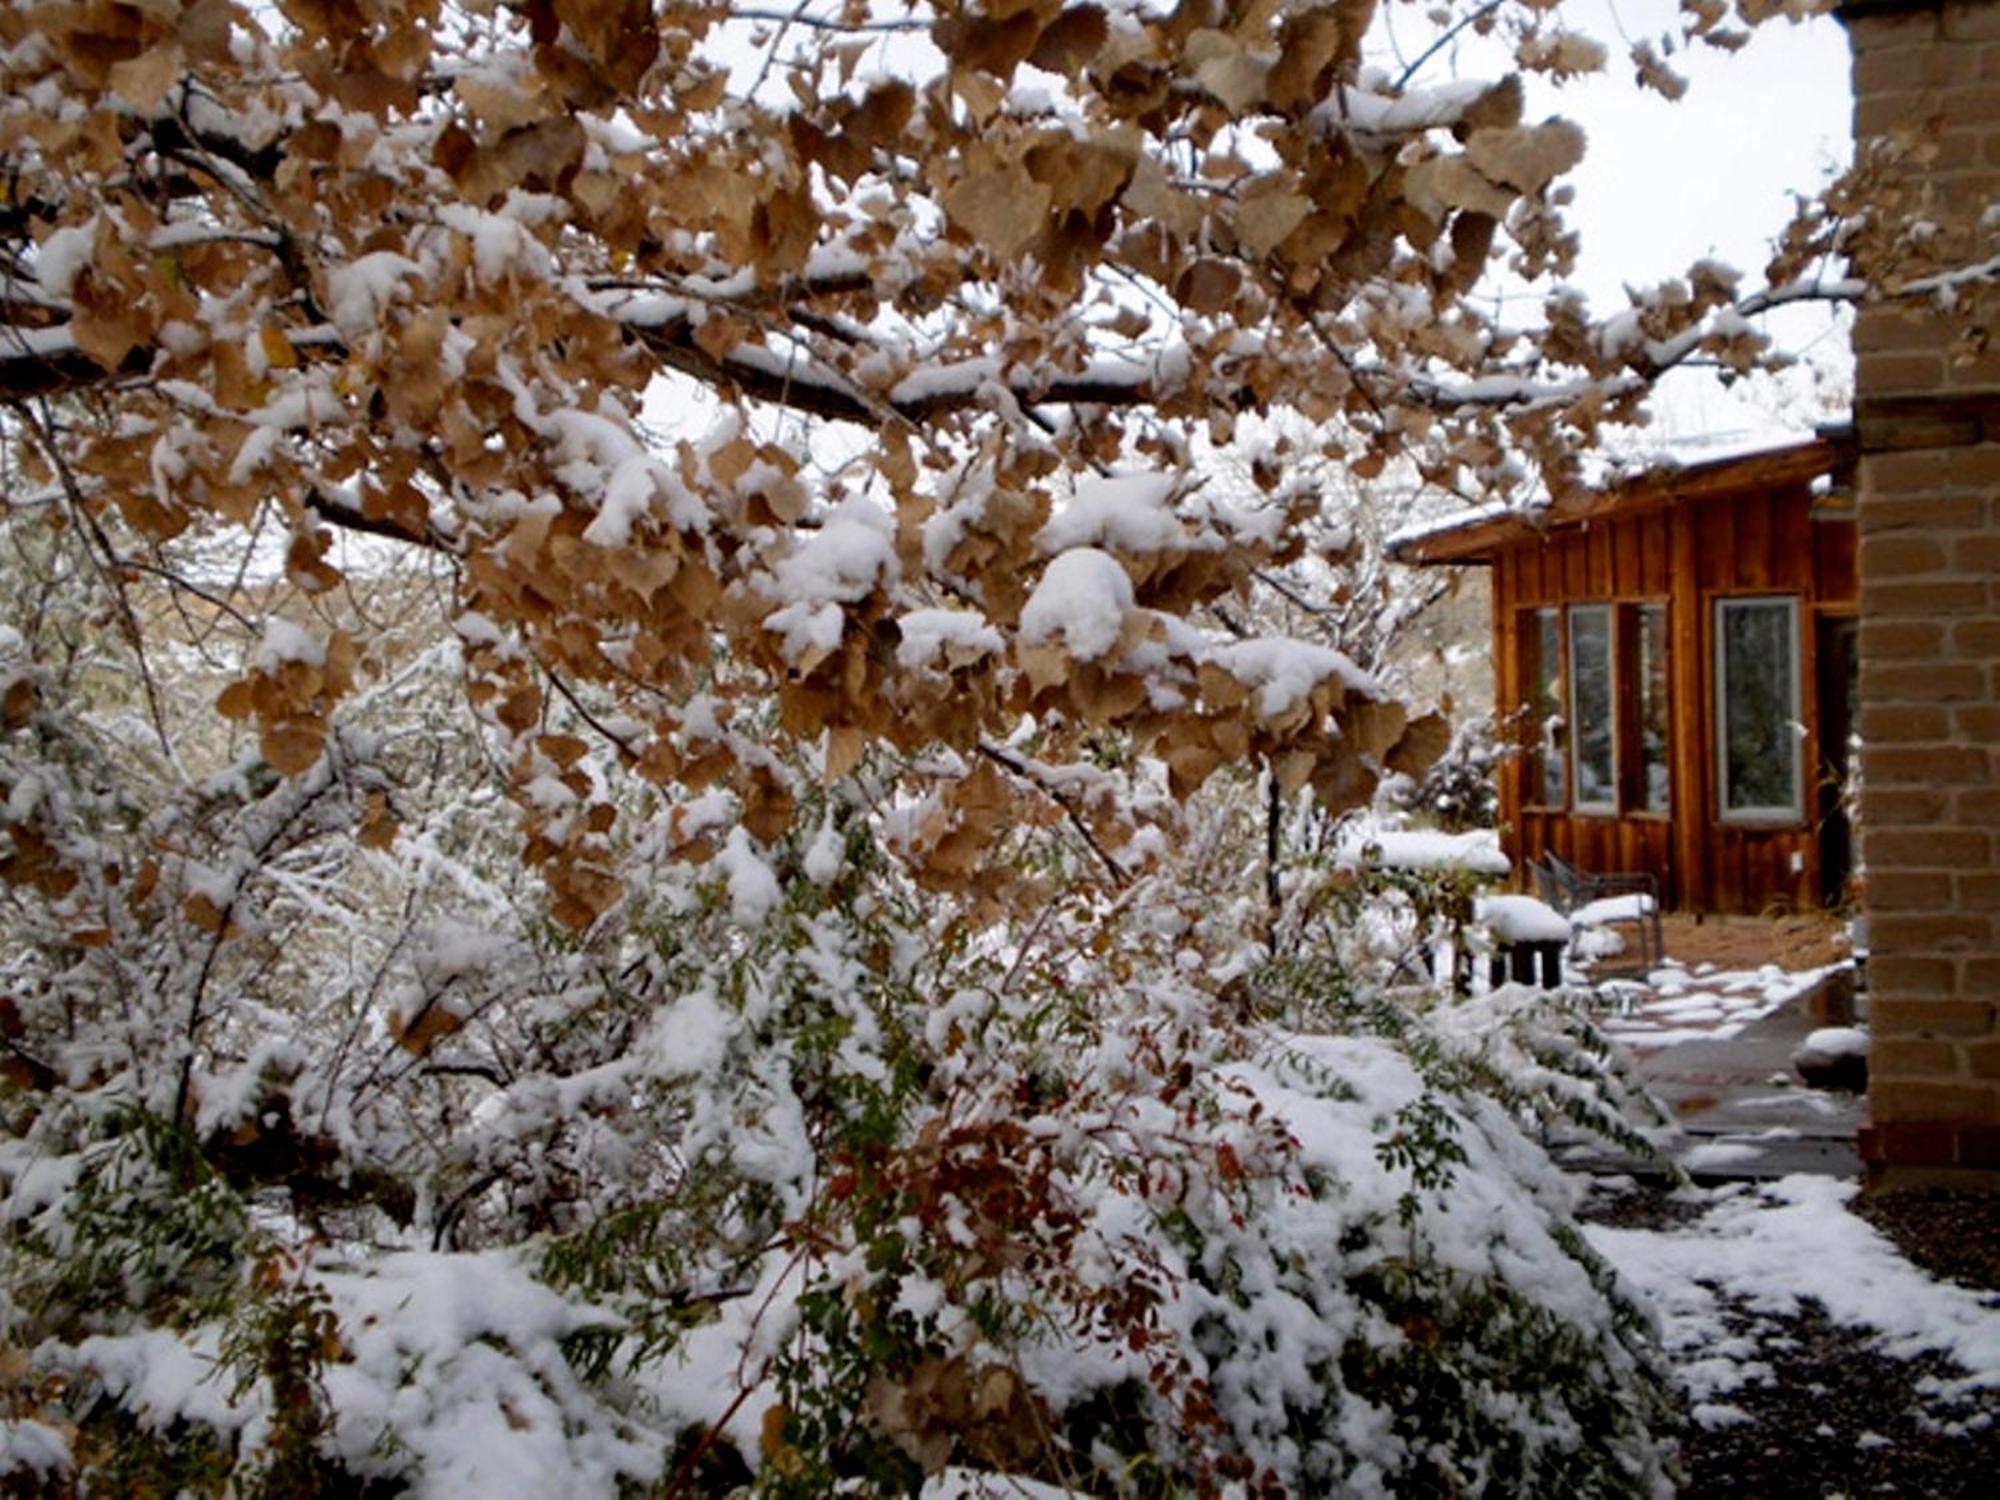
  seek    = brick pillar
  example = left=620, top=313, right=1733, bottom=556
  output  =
left=1841, top=0, right=2000, bottom=1184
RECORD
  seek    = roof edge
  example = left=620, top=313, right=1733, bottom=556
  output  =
left=1390, top=433, right=1855, bottom=566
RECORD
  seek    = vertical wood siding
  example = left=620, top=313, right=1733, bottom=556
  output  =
left=1489, top=482, right=1857, bottom=914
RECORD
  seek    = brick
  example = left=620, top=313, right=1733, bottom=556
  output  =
left=1961, top=958, right=2000, bottom=995
left=1967, top=1039, right=2000, bottom=1081
left=1950, top=619, right=2000, bottom=656
left=1868, top=825, right=1992, bottom=866
left=1857, top=350, right=1950, bottom=394
left=1954, top=872, right=2000, bottom=909
left=1859, top=406, right=1985, bottom=453
left=1860, top=704, right=1953, bottom=741
left=1958, top=703, right=2000, bottom=740
left=1870, top=443, right=2000, bottom=488
left=1853, top=310, right=1944, bottom=355
left=1953, top=534, right=2000, bottom=572
left=1864, top=956, right=1960, bottom=1004
left=1871, top=1080, right=1997, bottom=1121
left=1945, top=1, right=2000, bottom=42
left=1872, top=998, right=1998, bottom=1038
left=1939, top=84, right=2000, bottom=126
left=1860, top=579, right=1988, bottom=615
left=1865, top=870, right=1957, bottom=910
left=1954, top=787, right=2000, bottom=823
left=1863, top=746, right=1992, bottom=787
left=1872, top=1037, right=1965, bottom=1076
left=1858, top=494, right=1988, bottom=533
left=1943, top=342, right=2000, bottom=389
left=1859, top=534, right=1950, bottom=575
left=1861, top=619, right=1947, bottom=658
left=1860, top=1121, right=1958, bottom=1167
left=1865, top=788, right=1953, bottom=823
left=1952, top=1122, right=2000, bottom=1167
left=1857, top=41, right=1974, bottom=92
left=1870, top=912, right=1998, bottom=951
left=1849, top=9, right=1944, bottom=48
left=1859, top=662, right=1986, bottom=702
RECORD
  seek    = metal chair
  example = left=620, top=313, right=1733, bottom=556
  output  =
left=1528, top=851, right=1664, bottom=975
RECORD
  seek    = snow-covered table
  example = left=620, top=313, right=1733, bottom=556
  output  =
left=1474, top=894, right=1572, bottom=989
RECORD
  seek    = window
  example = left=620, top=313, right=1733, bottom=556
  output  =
left=1523, top=608, right=1566, bottom=806
left=1631, top=603, right=1670, bottom=814
left=1517, top=601, right=1672, bottom=817
left=1716, top=596, right=1802, bottom=822
left=1567, top=604, right=1616, bottom=813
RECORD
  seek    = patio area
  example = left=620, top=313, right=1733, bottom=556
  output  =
left=1568, top=910, right=1867, bottom=1182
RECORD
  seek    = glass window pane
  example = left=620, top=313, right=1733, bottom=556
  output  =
left=1569, top=604, right=1615, bottom=810
left=1718, top=598, right=1800, bottom=816
left=1526, top=609, right=1565, bottom=805
left=1636, top=604, right=1670, bottom=814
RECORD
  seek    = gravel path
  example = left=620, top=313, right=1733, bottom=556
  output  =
left=1581, top=1184, right=2000, bottom=1498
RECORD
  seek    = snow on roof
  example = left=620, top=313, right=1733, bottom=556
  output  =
left=1388, top=427, right=1851, bottom=565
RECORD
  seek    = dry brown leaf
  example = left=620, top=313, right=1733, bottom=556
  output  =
left=1235, top=174, right=1313, bottom=258
left=1029, top=7, right=1109, bottom=76
left=108, top=43, right=183, bottom=112
left=1464, top=120, right=1587, bottom=193
left=944, top=164, right=1053, bottom=260
left=1186, top=29, right=1269, bottom=114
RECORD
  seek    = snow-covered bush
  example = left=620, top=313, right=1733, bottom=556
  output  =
left=3, top=732, right=1678, bottom=1496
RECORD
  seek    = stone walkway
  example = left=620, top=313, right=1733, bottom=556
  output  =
left=1567, top=962, right=1868, bottom=1181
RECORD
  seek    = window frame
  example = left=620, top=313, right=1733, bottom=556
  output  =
left=1565, top=602, right=1619, bottom=816
left=1713, top=593, right=1805, bottom=827
left=1622, top=601, right=1672, bottom=819
left=1521, top=606, right=1568, bottom=811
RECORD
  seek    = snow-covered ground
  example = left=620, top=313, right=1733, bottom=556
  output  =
left=1586, top=1175, right=2000, bottom=1438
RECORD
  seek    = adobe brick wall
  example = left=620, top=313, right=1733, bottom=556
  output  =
left=1841, top=0, right=2000, bottom=1183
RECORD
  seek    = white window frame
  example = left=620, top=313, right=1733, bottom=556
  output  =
left=1567, top=602, right=1618, bottom=816
left=1714, top=595, right=1804, bottom=825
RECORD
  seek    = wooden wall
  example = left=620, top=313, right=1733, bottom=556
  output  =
left=1491, top=481, right=1857, bottom=915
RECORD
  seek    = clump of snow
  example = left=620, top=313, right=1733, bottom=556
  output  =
left=1209, top=637, right=1378, bottom=719
left=716, top=827, right=780, bottom=927
left=761, top=499, right=898, bottom=663
left=802, top=817, right=845, bottom=884
left=0, top=1419, right=71, bottom=1483
left=1800, top=1026, right=1869, bottom=1060
left=253, top=619, right=325, bottom=671
left=1335, top=825, right=1511, bottom=877
left=313, top=1249, right=659, bottom=1497
left=1038, top=471, right=1184, bottom=555
left=1573, top=892, right=1656, bottom=924
left=894, top=608, right=1004, bottom=671
left=32, top=221, right=95, bottom=299
left=322, top=251, right=423, bottom=339
left=1019, top=547, right=1133, bottom=660
left=1475, top=893, right=1572, bottom=945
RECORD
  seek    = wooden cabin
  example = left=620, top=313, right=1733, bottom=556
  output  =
left=1391, top=435, right=1859, bottom=915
